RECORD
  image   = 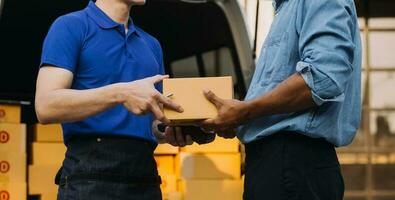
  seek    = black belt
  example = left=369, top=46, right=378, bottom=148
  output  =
left=55, top=168, right=162, bottom=187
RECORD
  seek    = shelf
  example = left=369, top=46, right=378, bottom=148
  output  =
left=346, top=190, right=395, bottom=197
left=360, top=28, right=395, bottom=32
left=362, top=68, right=395, bottom=72
left=338, top=153, right=395, bottom=165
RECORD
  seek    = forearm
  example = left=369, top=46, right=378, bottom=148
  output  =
left=36, top=83, right=125, bottom=124
left=245, top=73, right=316, bottom=119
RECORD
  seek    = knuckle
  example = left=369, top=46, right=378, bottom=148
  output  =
left=151, top=92, right=159, bottom=99
left=154, top=75, right=161, bottom=79
left=144, top=100, right=153, bottom=108
left=147, top=97, right=154, bottom=104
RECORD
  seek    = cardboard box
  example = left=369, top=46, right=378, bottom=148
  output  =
left=0, top=152, right=26, bottom=182
left=32, top=143, right=66, bottom=165
left=166, top=192, right=182, bottom=200
left=163, top=77, right=233, bottom=123
left=160, top=175, right=177, bottom=200
left=28, top=165, right=59, bottom=195
left=0, top=182, right=27, bottom=200
left=155, top=144, right=179, bottom=155
left=0, top=105, right=21, bottom=124
left=0, top=123, right=26, bottom=153
left=176, top=153, right=241, bottom=180
left=40, top=193, right=58, bottom=200
left=155, top=156, right=175, bottom=176
left=181, top=137, right=239, bottom=153
left=179, top=180, right=243, bottom=200
left=34, top=124, right=63, bottom=142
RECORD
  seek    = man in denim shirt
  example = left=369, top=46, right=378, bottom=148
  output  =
left=200, top=0, right=362, bottom=199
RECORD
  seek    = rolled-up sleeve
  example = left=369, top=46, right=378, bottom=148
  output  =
left=296, top=0, right=356, bottom=106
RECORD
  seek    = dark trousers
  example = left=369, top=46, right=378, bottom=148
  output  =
left=244, top=132, right=344, bottom=200
left=56, top=135, right=162, bottom=200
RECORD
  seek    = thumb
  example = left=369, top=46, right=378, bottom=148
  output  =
left=203, top=89, right=223, bottom=108
left=147, top=75, right=169, bottom=84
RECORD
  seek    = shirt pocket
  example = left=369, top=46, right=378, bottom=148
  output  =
left=259, top=33, right=289, bottom=86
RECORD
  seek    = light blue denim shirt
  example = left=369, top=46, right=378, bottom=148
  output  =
left=238, top=0, right=362, bottom=147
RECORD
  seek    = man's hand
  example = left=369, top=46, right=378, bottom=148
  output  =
left=152, top=120, right=193, bottom=146
left=152, top=120, right=167, bottom=144
left=164, top=126, right=194, bottom=147
left=200, top=89, right=249, bottom=137
left=215, top=129, right=237, bottom=139
left=121, top=75, right=183, bottom=123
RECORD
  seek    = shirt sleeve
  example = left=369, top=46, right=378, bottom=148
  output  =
left=296, top=0, right=356, bottom=106
left=40, top=15, right=84, bottom=74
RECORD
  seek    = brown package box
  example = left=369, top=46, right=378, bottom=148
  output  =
left=40, top=193, right=58, bottom=200
left=0, top=123, right=26, bottom=153
left=160, top=174, right=177, bottom=200
left=0, top=152, right=26, bottom=183
left=176, top=153, right=241, bottom=180
left=0, top=182, right=27, bottom=200
left=0, top=105, right=21, bottom=123
left=181, top=137, right=239, bottom=153
left=28, top=165, right=59, bottom=195
left=32, top=143, right=66, bottom=165
left=154, top=144, right=179, bottom=155
left=34, top=124, right=63, bottom=142
left=163, top=76, right=233, bottom=123
left=155, top=156, right=175, bottom=176
left=179, top=180, right=243, bottom=200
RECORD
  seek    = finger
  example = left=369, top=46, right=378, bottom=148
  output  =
left=185, top=134, right=193, bottom=145
left=199, top=118, right=217, bottom=127
left=175, top=127, right=186, bottom=147
left=224, top=133, right=236, bottom=139
left=218, top=129, right=236, bottom=139
left=217, top=132, right=227, bottom=138
left=150, top=103, right=170, bottom=124
left=165, top=127, right=178, bottom=146
left=147, top=75, right=169, bottom=84
left=156, top=94, right=184, bottom=113
left=203, top=89, right=223, bottom=108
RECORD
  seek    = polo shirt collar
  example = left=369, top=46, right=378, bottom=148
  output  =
left=273, top=0, right=284, bottom=11
left=85, top=1, right=137, bottom=35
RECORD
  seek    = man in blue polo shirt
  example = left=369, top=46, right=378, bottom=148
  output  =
left=35, top=0, right=192, bottom=199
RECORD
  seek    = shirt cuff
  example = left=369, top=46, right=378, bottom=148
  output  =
left=296, top=61, right=345, bottom=106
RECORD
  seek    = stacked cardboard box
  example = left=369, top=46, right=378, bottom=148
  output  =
left=0, top=104, right=27, bottom=200
left=28, top=124, right=65, bottom=200
left=154, top=144, right=180, bottom=200
left=177, top=137, right=243, bottom=200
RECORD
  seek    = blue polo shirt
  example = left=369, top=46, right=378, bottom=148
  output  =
left=40, top=1, right=164, bottom=144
